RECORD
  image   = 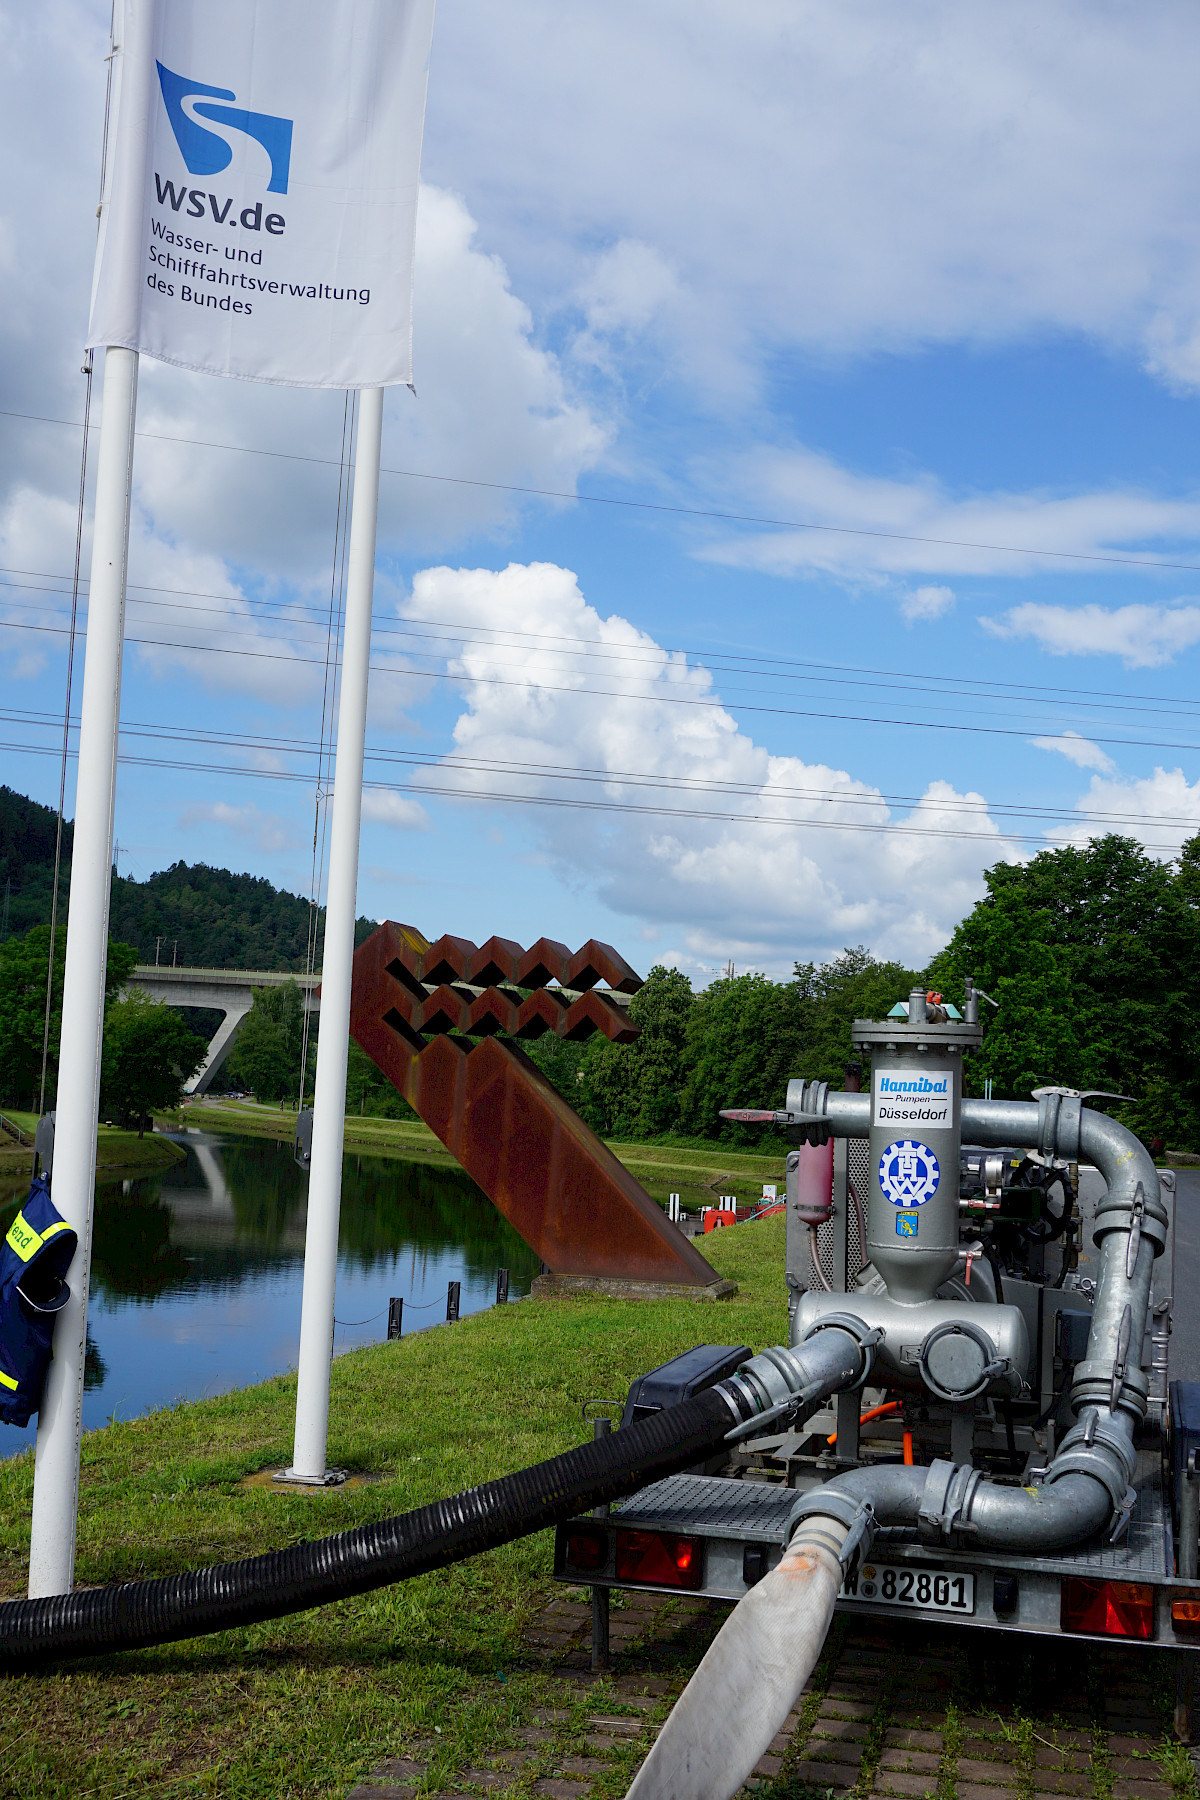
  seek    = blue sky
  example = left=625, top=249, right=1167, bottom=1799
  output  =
left=5, top=1, right=1200, bottom=982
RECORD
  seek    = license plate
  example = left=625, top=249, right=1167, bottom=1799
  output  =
left=841, top=1561, right=974, bottom=1613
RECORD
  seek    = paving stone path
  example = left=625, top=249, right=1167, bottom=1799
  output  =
left=346, top=1587, right=1196, bottom=1800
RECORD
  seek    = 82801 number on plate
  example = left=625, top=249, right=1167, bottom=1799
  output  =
left=841, top=1563, right=974, bottom=1613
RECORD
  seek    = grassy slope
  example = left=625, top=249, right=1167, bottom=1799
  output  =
left=0, top=1112, right=184, bottom=1188
left=0, top=1219, right=781, bottom=1800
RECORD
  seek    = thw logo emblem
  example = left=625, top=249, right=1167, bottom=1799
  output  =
left=157, top=62, right=293, bottom=194
left=878, top=1139, right=940, bottom=1208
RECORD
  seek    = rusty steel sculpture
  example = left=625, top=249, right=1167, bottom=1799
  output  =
left=349, top=922, right=724, bottom=1288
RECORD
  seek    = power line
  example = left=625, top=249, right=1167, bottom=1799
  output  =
left=5, top=558, right=1200, bottom=726
left=9, top=578, right=1200, bottom=736
left=4, top=719, right=1198, bottom=852
left=4, top=612, right=1200, bottom=758
left=3, top=735, right=1174, bottom=850
left=6, top=402, right=1200, bottom=576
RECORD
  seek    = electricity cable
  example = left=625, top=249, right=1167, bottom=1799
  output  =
left=4, top=704, right=1200, bottom=842
left=37, top=1, right=116, bottom=1129
left=37, top=364, right=93, bottom=1124
left=6, top=735, right=1200, bottom=853
left=6, top=402, right=1200, bottom=577
left=5, top=614, right=1200, bottom=758
left=4, top=704, right=1198, bottom=831
left=8, top=577, right=1200, bottom=732
left=5, top=561, right=1200, bottom=726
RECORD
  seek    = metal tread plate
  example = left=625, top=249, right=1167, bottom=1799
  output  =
left=612, top=1463, right=1172, bottom=1581
left=614, top=1473, right=797, bottom=1542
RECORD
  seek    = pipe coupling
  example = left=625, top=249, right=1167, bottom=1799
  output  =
left=802, top=1312, right=883, bottom=1390
left=1092, top=1177, right=1168, bottom=1257
left=785, top=1077, right=831, bottom=1145
left=917, top=1460, right=985, bottom=1548
left=1070, top=1356, right=1149, bottom=1424
left=718, top=1330, right=866, bottom=1428
left=1041, top=1415, right=1137, bottom=1516
left=1036, top=1088, right=1083, bottom=1161
left=784, top=1487, right=876, bottom=1576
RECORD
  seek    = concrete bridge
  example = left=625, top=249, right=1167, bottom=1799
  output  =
left=127, top=966, right=320, bottom=1094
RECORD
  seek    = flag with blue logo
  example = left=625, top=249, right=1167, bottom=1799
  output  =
left=87, top=0, right=437, bottom=388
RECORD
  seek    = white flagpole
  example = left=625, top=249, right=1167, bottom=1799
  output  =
left=28, top=344, right=139, bottom=1597
left=287, top=383, right=384, bottom=1483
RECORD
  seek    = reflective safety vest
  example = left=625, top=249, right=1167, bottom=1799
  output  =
left=0, top=1176, right=77, bottom=1428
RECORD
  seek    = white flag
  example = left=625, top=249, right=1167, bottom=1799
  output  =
left=87, top=0, right=437, bottom=389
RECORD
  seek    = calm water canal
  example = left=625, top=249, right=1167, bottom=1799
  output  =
left=1, top=1130, right=540, bottom=1459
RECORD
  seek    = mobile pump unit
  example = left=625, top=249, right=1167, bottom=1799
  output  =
left=554, top=985, right=1200, bottom=1798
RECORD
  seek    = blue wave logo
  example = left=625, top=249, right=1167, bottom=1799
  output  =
left=157, top=62, right=293, bottom=195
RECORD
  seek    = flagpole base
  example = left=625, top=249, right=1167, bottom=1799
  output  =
left=271, top=1466, right=349, bottom=1488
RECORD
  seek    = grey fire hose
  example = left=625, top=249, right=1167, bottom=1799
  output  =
left=0, top=1329, right=869, bottom=1668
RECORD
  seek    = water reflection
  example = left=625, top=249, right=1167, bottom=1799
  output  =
left=1, top=1130, right=539, bottom=1457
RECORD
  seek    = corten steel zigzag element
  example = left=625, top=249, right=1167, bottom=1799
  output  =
left=349, top=922, right=722, bottom=1286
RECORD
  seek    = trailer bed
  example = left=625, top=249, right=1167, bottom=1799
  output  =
left=556, top=1444, right=1200, bottom=1648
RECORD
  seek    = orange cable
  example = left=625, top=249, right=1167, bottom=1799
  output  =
left=826, top=1400, right=901, bottom=1446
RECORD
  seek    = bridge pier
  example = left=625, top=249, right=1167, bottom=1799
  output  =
left=121, top=966, right=321, bottom=1096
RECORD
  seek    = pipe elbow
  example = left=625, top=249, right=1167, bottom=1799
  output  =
left=812, top=1457, right=1118, bottom=1557
left=1080, top=1111, right=1168, bottom=1254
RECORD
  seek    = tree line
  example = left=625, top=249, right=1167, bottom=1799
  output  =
left=524, top=833, right=1200, bottom=1153
left=3, top=829, right=1198, bottom=1151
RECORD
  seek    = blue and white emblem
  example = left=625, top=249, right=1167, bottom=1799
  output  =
left=879, top=1138, right=940, bottom=1208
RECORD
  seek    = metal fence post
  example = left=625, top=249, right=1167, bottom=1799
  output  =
left=496, top=1267, right=509, bottom=1304
left=591, top=1416, right=611, bottom=1670
left=446, top=1280, right=461, bottom=1322
left=387, top=1297, right=403, bottom=1341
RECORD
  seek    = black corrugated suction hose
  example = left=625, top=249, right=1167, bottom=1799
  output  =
left=0, top=1387, right=736, bottom=1667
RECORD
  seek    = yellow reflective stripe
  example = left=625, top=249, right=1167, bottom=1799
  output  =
left=0, top=1368, right=18, bottom=1392
left=5, top=1210, right=42, bottom=1263
left=38, top=1221, right=71, bottom=1242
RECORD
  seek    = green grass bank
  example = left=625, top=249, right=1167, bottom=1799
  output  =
left=0, top=1217, right=782, bottom=1799
left=0, top=1110, right=183, bottom=1193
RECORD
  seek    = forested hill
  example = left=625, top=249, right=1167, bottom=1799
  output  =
left=0, top=786, right=375, bottom=970
left=0, top=786, right=74, bottom=939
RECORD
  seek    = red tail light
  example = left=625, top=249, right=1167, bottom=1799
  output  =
left=615, top=1528, right=701, bottom=1589
left=563, top=1527, right=606, bottom=1573
left=1062, top=1577, right=1154, bottom=1638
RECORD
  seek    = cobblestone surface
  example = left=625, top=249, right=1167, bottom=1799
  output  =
left=345, top=1588, right=1197, bottom=1800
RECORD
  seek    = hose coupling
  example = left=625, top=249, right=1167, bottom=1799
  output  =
left=1093, top=1176, right=1168, bottom=1257
left=917, top=1460, right=984, bottom=1548
left=784, top=1487, right=877, bottom=1578
left=1041, top=1413, right=1137, bottom=1517
left=784, top=1077, right=832, bottom=1145
left=1069, top=1354, right=1149, bottom=1424
left=802, top=1312, right=883, bottom=1391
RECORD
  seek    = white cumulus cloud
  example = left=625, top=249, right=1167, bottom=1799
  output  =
left=1030, top=732, right=1116, bottom=774
left=1049, top=766, right=1200, bottom=857
left=432, top=0, right=1200, bottom=395
left=401, top=560, right=1017, bottom=969
left=983, top=602, right=1200, bottom=668
left=702, top=445, right=1200, bottom=582
left=901, top=585, right=956, bottom=623
left=361, top=789, right=430, bottom=831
